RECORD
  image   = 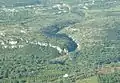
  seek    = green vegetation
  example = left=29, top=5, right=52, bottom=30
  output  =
left=98, top=72, right=120, bottom=83
left=0, top=0, right=40, bottom=7
left=0, top=0, right=120, bottom=83
left=97, top=64, right=120, bottom=83
left=76, top=76, right=98, bottom=83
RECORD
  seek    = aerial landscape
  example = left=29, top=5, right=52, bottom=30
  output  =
left=0, top=0, right=120, bottom=83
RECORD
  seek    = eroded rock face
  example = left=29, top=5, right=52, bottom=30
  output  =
left=52, top=3, right=71, bottom=14
left=41, top=20, right=78, bottom=52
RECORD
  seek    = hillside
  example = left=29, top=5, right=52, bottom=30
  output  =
left=0, top=0, right=120, bottom=83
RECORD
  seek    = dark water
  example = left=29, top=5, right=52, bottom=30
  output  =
left=41, top=20, right=78, bottom=52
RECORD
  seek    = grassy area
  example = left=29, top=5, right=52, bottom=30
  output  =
left=76, top=76, right=98, bottom=83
